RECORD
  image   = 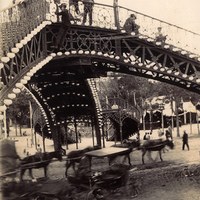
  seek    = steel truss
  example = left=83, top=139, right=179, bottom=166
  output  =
left=0, top=30, right=46, bottom=100
left=46, top=25, right=200, bottom=93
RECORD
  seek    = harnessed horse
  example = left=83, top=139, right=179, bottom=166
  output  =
left=109, top=139, right=140, bottom=166
left=140, top=139, right=174, bottom=164
left=65, top=146, right=100, bottom=177
left=20, top=151, right=62, bottom=181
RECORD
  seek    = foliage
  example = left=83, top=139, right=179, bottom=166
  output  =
left=98, top=74, right=200, bottom=109
left=6, top=89, right=36, bottom=126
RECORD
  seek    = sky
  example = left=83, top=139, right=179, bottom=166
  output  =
left=95, top=0, right=200, bottom=34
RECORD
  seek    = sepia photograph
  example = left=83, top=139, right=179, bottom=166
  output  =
left=0, top=0, right=200, bottom=199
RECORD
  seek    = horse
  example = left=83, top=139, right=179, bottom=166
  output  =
left=109, top=139, right=140, bottom=166
left=139, top=139, right=174, bottom=164
left=20, top=150, right=62, bottom=181
left=65, top=146, right=100, bottom=177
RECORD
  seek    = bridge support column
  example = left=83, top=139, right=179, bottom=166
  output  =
left=94, top=117, right=102, bottom=148
left=51, top=125, right=62, bottom=151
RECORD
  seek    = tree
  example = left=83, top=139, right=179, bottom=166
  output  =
left=6, top=89, right=36, bottom=136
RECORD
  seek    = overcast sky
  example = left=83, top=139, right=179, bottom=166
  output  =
left=96, top=0, right=200, bottom=33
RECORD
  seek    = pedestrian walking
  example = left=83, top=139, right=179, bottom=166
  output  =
left=182, top=130, right=189, bottom=150
left=165, top=130, right=171, bottom=140
left=82, top=0, right=94, bottom=26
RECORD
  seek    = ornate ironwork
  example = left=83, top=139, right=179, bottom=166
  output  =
left=47, top=0, right=200, bottom=54
left=0, top=30, right=46, bottom=100
left=33, top=106, right=46, bottom=129
left=1, top=24, right=200, bottom=105
left=117, top=6, right=200, bottom=55
left=1, top=0, right=200, bottom=57
left=0, top=0, right=48, bottom=56
left=101, top=97, right=141, bottom=124
left=44, top=25, right=200, bottom=93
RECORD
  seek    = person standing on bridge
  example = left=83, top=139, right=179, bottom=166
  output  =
left=123, top=14, right=140, bottom=34
left=54, top=3, right=80, bottom=50
left=82, top=0, right=94, bottom=26
left=182, top=130, right=189, bottom=151
left=155, top=27, right=167, bottom=43
left=69, top=0, right=80, bottom=15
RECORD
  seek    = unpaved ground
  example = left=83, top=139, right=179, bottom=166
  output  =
left=1, top=132, right=200, bottom=200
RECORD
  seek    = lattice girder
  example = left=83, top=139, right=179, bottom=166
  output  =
left=1, top=24, right=200, bottom=103
left=0, top=30, right=46, bottom=100
left=45, top=25, right=200, bottom=93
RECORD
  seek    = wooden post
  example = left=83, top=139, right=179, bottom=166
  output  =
left=102, top=124, right=105, bottom=148
left=196, top=113, right=200, bottom=135
left=34, top=131, right=37, bottom=150
left=64, top=121, right=68, bottom=150
left=74, top=118, right=78, bottom=149
left=0, top=120, right=2, bottom=138
left=91, top=118, right=95, bottom=147
left=42, top=129, right=46, bottom=152
left=143, top=111, right=146, bottom=131
left=3, top=110, right=7, bottom=138
left=189, top=112, right=192, bottom=134
left=119, top=109, right=123, bottom=144
left=175, top=99, right=180, bottom=137
left=149, top=110, right=153, bottom=131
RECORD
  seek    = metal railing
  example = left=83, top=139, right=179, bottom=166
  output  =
left=102, top=97, right=141, bottom=121
left=1, top=0, right=200, bottom=57
left=118, top=6, right=200, bottom=55
left=47, top=0, right=200, bottom=55
left=0, top=0, right=48, bottom=56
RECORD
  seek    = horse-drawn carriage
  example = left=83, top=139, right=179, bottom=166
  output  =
left=0, top=137, right=175, bottom=199
left=0, top=139, right=64, bottom=199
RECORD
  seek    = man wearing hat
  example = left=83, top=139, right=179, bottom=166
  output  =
left=82, top=0, right=94, bottom=26
left=155, top=27, right=167, bottom=43
left=123, top=14, right=140, bottom=34
left=54, top=3, right=80, bottom=50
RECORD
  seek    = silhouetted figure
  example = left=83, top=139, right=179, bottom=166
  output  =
left=123, top=14, right=140, bottom=34
left=182, top=130, right=189, bottom=150
left=69, top=0, right=80, bottom=14
left=54, top=3, right=81, bottom=50
left=167, top=124, right=173, bottom=139
left=165, top=130, right=171, bottom=140
left=155, top=27, right=167, bottom=43
left=82, top=0, right=94, bottom=26
left=79, top=132, right=81, bottom=143
left=143, top=132, right=150, bottom=140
